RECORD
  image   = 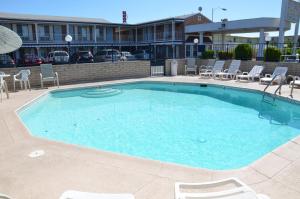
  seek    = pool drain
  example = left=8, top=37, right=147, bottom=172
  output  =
left=28, top=150, right=45, bottom=158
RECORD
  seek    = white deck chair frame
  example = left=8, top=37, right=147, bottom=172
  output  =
left=290, top=76, right=300, bottom=87
left=185, top=58, right=198, bottom=75
left=175, top=178, right=269, bottom=199
left=236, top=65, right=264, bottom=82
left=215, top=60, right=241, bottom=80
left=60, top=190, right=134, bottom=199
left=199, top=59, right=215, bottom=73
left=40, top=64, right=59, bottom=88
left=13, top=69, right=31, bottom=92
left=0, top=192, right=11, bottom=199
left=260, top=66, right=288, bottom=85
left=199, top=60, right=225, bottom=79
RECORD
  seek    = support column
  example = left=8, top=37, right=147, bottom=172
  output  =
left=278, top=0, right=288, bottom=50
left=154, top=24, right=157, bottom=60
left=35, top=23, right=39, bottom=44
left=103, top=26, right=107, bottom=41
left=74, top=25, right=78, bottom=41
left=94, top=25, right=97, bottom=43
left=293, top=19, right=300, bottom=55
left=257, top=29, right=265, bottom=60
left=154, top=24, right=156, bottom=42
left=199, top=32, right=204, bottom=45
left=36, top=47, right=41, bottom=57
left=172, top=21, right=175, bottom=59
left=135, top=27, right=138, bottom=49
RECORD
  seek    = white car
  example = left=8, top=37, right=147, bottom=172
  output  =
left=120, top=51, right=135, bottom=61
left=46, top=51, right=69, bottom=64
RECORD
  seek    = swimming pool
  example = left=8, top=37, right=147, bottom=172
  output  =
left=19, top=82, right=300, bottom=170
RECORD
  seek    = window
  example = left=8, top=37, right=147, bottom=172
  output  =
left=96, top=26, right=104, bottom=41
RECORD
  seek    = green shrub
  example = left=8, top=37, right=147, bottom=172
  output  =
left=218, top=51, right=233, bottom=60
left=284, top=48, right=292, bottom=55
left=234, top=44, right=252, bottom=60
left=201, top=50, right=214, bottom=59
left=264, top=47, right=281, bottom=62
left=297, top=49, right=300, bottom=55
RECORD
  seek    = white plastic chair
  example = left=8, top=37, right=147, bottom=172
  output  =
left=260, top=66, right=288, bottom=85
left=13, top=69, right=31, bottom=92
left=290, top=76, right=300, bottom=87
left=215, top=60, right=241, bottom=80
left=60, top=191, right=134, bottom=199
left=0, top=71, right=9, bottom=103
left=175, top=178, right=270, bottom=199
left=185, top=58, right=198, bottom=75
left=40, top=64, right=59, bottom=88
left=236, top=65, right=264, bottom=82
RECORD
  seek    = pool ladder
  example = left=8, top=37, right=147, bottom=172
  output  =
left=262, top=74, right=284, bottom=105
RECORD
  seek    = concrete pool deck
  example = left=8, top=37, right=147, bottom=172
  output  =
left=1, top=76, right=300, bottom=199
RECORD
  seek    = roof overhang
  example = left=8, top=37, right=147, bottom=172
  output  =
left=185, top=18, right=291, bottom=34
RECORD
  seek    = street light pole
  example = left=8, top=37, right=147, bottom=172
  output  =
left=65, top=34, right=73, bottom=64
left=212, top=7, right=227, bottom=22
left=265, top=33, right=272, bottom=62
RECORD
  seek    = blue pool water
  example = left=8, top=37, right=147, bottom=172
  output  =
left=19, top=82, right=300, bottom=170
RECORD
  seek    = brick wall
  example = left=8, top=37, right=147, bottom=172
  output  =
left=165, top=59, right=300, bottom=76
left=1, top=61, right=150, bottom=90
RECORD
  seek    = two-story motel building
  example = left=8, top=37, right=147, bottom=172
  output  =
left=0, top=12, right=211, bottom=62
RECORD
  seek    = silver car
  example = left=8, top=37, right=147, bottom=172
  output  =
left=94, top=49, right=121, bottom=62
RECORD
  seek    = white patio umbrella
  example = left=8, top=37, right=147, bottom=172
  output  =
left=0, top=25, right=22, bottom=54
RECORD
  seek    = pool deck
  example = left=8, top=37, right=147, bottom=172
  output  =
left=1, top=76, right=300, bottom=199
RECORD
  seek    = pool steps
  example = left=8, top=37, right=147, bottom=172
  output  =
left=81, top=88, right=122, bottom=98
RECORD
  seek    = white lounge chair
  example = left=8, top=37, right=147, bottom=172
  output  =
left=260, top=66, right=288, bottom=85
left=13, top=69, right=31, bottom=92
left=60, top=191, right=134, bottom=199
left=199, top=60, right=225, bottom=79
left=185, top=58, right=198, bottom=75
left=236, top=65, right=264, bottom=82
left=199, top=59, right=215, bottom=73
left=40, top=64, right=59, bottom=88
left=215, top=60, right=241, bottom=80
left=0, top=192, right=11, bottom=199
left=175, top=178, right=270, bottom=199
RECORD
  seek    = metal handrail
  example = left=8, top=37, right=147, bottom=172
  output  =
left=290, top=76, right=298, bottom=98
left=262, top=74, right=284, bottom=103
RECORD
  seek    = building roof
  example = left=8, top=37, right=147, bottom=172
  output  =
left=0, top=12, right=210, bottom=26
left=185, top=17, right=291, bottom=34
left=0, top=12, right=111, bottom=24
left=135, top=13, right=207, bottom=25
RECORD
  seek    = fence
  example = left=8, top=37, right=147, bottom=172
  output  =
left=203, top=43, right=300, bottom=59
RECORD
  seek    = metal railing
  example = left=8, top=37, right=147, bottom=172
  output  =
left=290, top=76, right=300, bottom=98
left=262, top=74, right=284, bottom=105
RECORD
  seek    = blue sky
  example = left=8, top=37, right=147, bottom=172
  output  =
left=0, top=0, right=297, bottom=36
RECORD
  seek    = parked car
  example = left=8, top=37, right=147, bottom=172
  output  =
left=94, top=49, right=121, bottom=62
left=0, top=54, right=15, bottom=68
left=132, top=50, right=150, bottom=60
left=20, top=54, right=44, bottom=66
left=120, top=51, right=135, bottom=61
left=70, top=51, right=94, bottom=63
left=46, top=51, right=69, bottom=64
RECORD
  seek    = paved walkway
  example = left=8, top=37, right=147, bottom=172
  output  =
left=0, top=77, right=300, bottom=199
